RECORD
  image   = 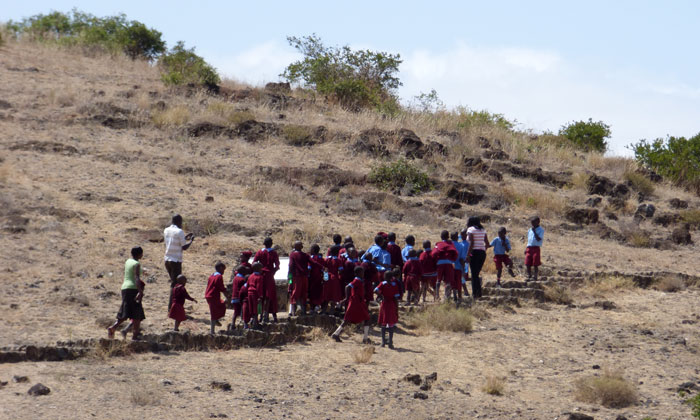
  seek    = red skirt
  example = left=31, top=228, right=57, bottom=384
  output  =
left=378, top=298, right=398, bottom=326
left=437, top=264, right=454, bottom=286
left=323, top=274, right=343, bottom=302
left=308, top=274, right=323, bottom=306
left=263, top=273, right=278, bottom=313
left=206, top=297, right=226, bottom=321
left=291, top=274, right=308, bottom=305
left=422, top=274, right=437, bottom=288
left=168, top=303, right=187, bottom=322
left=405, top=274, right=420, bottom=292
left=344, top=297, right=369, bottom=324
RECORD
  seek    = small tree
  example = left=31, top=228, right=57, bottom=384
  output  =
left=159, top=41, right=220, bottom=88
left=282, top=34, right=402, bottom=111
left=559, top=119, right=611, bottom=152
left=630, top=133, right=700, bottom=193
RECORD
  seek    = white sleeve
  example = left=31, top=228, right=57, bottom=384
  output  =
left=177, top=230, right=186, bottom=247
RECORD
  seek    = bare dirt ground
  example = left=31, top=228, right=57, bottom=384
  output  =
left=1, top=41, right=699, bottom=419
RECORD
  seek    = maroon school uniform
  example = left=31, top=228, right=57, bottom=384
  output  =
left=168, top=284, right=194, bottom=322
left=205, top=271, right=227, bottom=321
left=231, top=273, right=247, bottom=320
left=240, top=283, right=252, bottom=324
left=308, top=254, right=325, bottom=306
left=386, top=242, right=403, bottom=269
left=402, top=258, right=423, bottom=292
left=419, top=248, right=438, bottom=287
left=247, top=272, right=264, bottom=319
left=289, top=250, right=310, bottom=305
left=323, top=256, right=343, bottom=302
left=375, top=279, right=401, bottom=327
left=339, top=258, right=360, bottom=292
left=344, top=277, right=369, bottom=324
left=253, top=248, right=280, bottom=313
left=433, top=241, right=458, bottom=289
left=360, top=260, right=378, bottom=303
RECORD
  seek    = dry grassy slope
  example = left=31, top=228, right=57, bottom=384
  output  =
left=0, top=41, right=698, bottom=345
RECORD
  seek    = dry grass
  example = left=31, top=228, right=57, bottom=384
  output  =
left=352, top=345, right=375, bottom=364
left=499, top=185, right=567, bottom=218
left=654, top=275, right=686, bottom=293
left=241, top=179, right=310, bottom=208
left=680, top=209, right=700, bottom=227
left=482, top=375, right=506, bottom=396
left=406, top=303, right=474, bottom=333
left=92, top=340, right=133, bottom=360
left=282, top=124, right=314, bottom=146
left=627, top=231, right=652, bottom=248
left=580, top=275, right=635, bottom=297
left=574, top=368, right=637, bottom=408
left=543, top=283, right=573, bottom=304
left=152, top=105, right=191, bottom=127
left=205, top=100, right=255, bottom=125
left=568, top=171, right=590, bottom=191
left=303, top=327, right=329, bottom=342
left=130, top=388, right=161, bottom=406
left=624, top=171, right=655, bottom=196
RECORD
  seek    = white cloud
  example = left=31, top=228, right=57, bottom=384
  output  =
left=203, top=41, right=300, bottom=86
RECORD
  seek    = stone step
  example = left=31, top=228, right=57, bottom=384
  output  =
left=482, top=287, right=545, bottom=301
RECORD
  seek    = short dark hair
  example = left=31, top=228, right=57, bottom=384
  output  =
left=405, top=235, right=415, bottom=246
left=329, top=245, right=341, bottom=257
left=374, top=235, right=385, bottom=245
left=263, top=237, right=273, bottom=247
left=451, top=231, right=459, bottom=240
left=440, top=230, right=449, bottom=240
left=332, top=234, right=342, bottom=245
left=353, top=265, right=364, bottom=277
left=422, top=240, right=431, bottom=249
left=408, top=249, right=417, bottom=258
left=498, top=227, right=507, bottom=234
left=387, top=232, right=396, bottom=241
left=215, top=261, right=226, bottom=272
left=467, top=216, right=483, bottom=229
left=251, top=262, right=263, bottom=271
left=131, top=246, right=143, bottom=258
left=171, top=214, right=182, bottom=226
left=310, top=243, right=320, bottom=253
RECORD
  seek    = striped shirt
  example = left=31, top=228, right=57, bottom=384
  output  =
left=467, top=227, right=487, bottom=251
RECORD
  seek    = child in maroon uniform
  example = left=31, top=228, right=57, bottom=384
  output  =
left=245, top=263, right=264, bottom=329
left=308, top=244, right=326, bottom=313
left=229, top=265, right=249, bottom=330
left=433, top=230, right=458, bottom=302
left=331, top=266, right=371, bottom=344
left=403, top=249, right=423, bottom=304
left=239, top=250, right=253, bottom=270
left=360, top=253, right=378, bottom=309
left=326, top=234, right=342, bottom=256
left=288, top=241, right=311, bottom=315
left=253, top=237, right=280, bottom=323
left=339, top=247, right=360, bottom=293
left=323, top=245, right=343, bottom=314
left=168, top=275, right=197, bottom=331
left=239, top=281, right=251, bottom=329
left=375, top=270, right=401, bottom=348
left=205, top=262, right=228, bottom=335
left=419, top=240, right=438, bottom=302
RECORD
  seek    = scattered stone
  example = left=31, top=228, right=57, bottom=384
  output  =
left=565, top=413, right=594, bottom=420
left=161, top=379, right=173, bottom=386
left=674, top=337, right=687, bottom=346
left=669, top=198, right=689, bottom=209
left=205, top=196, right=214, bottom=202
left=565, top=208, right=599, bottom=225
left=27, top=383, right=51, bottom=396
left=634, top=204, right=656, bottom=220
left=615, top=416, right=628, bottom=420
left=13, top=375, right=29, bottom=383
left=413, top=391, right=429, bottom=400
left=640, top=329, right=654, bottom=336
left=670, top=224, right=692, bottom=245
left=0, top=100, right=12, bottom=109
left=586, top=175, right=616, bottom=196
left=592, top=365, right=600, bottom=370
left=478, top=137, right=490, bottom=148
left=678, top=381, right=699, bottom=393
left=482, top=149, right=509, bottom=160
left=605, top=212, right=618, bottom=221
left=594, top=301, right=616, bottom=310
left=586, top=196, right=602, bottom=207
left=653, top=213, right=681, bottom=227
left=210, top=381, right=232, bottom=391
left=403, top=374, right=422, bottom=385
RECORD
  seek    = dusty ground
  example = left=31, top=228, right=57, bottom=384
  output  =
left=1, top=41, right=700, bottom=419
left=2, top=290, right=699, bottom=420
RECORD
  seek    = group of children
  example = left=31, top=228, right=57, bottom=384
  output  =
left=162, top=216, right=545, bottom=349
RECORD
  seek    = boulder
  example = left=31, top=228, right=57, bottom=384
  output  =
left=670, top=224, right=693, bottom=245
left=28, top=383, right=51, bottom=396
left=669, top=198, right=689, bottom=209
left=565, top=208, right=599, bottom=225
left=264, top=82, right=291, bottom=93
left=585, top=196, right=602, bottom=207
left=653, top=213, right=681, bottom=227
left=633, top=203, right=656, bottom=220
left=586, top=175, right=616, bottom=196
left=482, top=150, right=509, bottom=160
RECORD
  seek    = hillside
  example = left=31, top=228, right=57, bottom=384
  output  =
left=1, top=40, right=700, bottom=420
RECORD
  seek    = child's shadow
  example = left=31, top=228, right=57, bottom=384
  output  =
left=391, top=347, right=422, bottom=354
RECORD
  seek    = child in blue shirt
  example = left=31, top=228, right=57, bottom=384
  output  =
left=525, top=216, right=544, bottom=281
left=490, top=227, right=515, bottom=286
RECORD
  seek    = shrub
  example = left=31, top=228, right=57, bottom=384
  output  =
left=559, top=119, right=611, bottom=152
left=630, top=133, right=700, bottom=193
left=411, top=89, right=445, bottom=113
left=574, top=368, right=637, bottom=408
left=680, top=209, right=700, bottom=228
left=9, top=10, right=165, bottom=60
left=482, top=376, right=505, bottom=396
left=151, top=105, right=191, bottom=127
left=623, top=171, right=655, bottom=196
left=368, top=159, right=431, bottom=194
left=543, top=284, right=573, bottom=305
left=582, top=275, right=635, bottom=297
left=352, top=345, right=375, bottom=364
left=282, top=34, right=402, bottom=112
left=159, top=41, right=220, bottom=88
left=456, top=106, right=514, bottom=131
left=627, top=231, right=651, bottom=248
left=206, top=102, right=255, bottom=125
left=406, top=303, right=473, bottom=333
left=655, top=275, right=685, bottom=293
left=688, top=391, right=700, bottom=419
left=282, top=124, right=314, bottom=146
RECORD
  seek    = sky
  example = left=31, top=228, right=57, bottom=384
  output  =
left=4, top=1, right=700, bottom=155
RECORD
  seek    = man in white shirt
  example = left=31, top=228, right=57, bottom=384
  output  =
left=164, top=214, right=194, bottom=309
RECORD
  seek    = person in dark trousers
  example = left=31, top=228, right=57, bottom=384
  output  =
left=164, top=214, right=194, bottom=310
left=466, top=217, right=490, bottom=300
